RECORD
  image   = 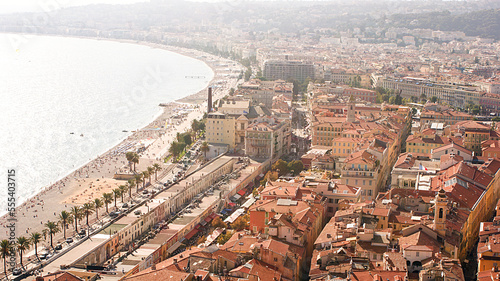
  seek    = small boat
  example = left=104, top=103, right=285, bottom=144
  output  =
left=80, top=134, right=84, bottom=137
left=122, top=130, right=128, bottom=132
left=70, top=132, right=74, bottom=135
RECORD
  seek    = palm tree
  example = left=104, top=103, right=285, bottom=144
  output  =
left=126, top=152, right=140, bottom=171
left=142, top=171, right=149, bottom=188
left=94, top=198, right=104, bottom=220
left=113, top=188, right=121, bottom=207
left=102, top=193, right=113, bottom=213
left=0, top=240, right=12, bottom=278
left=153, top=163, right=162, bottom=181
left=201, top=141, right=209, bottom=159
left=30, top=232, right=42, bottom=260
left=70, top=206, right=83, bottom=234
left=58, top=210, right=72, bottom=239
left=44, top=221, right=60, bottom=249
left=118, top=185, right=127, bottom=202
left=16, top=236, right=30, bottom=270
left=127, top=179, right=135, bottom=198
left=147, top=167, right=154, bottom=183
left=132, top=153, right=140, bottom=171
left=82, top=202, right=94, bottom=227
left=134, top=174, right=142, bottom=193
left=125, top=152, right=135, bottom=172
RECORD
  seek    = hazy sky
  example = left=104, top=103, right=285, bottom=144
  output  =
left=0, top=0, right=150, bottom=14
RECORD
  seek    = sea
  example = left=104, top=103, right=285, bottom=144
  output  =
left=0, top=34, right=214, bottom=216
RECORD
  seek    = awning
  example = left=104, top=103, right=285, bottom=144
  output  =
left=228, top=202, right=236, bottom=207
left=247, top=182, right=255, bottom=188
left=237, top=190, right=246, bottom=196
left=166, top=241, right=182, bottom=254
left=200, top=220, right=208, bottom=226
left=242, top=197, right=257, bottom=209
left=184, top=228, right=199, bottom=240
left=224, top=208, right=245, bottom=224
left=204, top=216, right=212, bottom=222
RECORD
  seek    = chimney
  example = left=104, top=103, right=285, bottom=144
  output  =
left=208, top=87, right=213, bottom=114
left=173, top=258, right=178, bottom=264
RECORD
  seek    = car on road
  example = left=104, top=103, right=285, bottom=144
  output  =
left=109, top=211, right=122, bottom=218
left=12, top=268, right=22, bottom=275
left=39, top=252, right=48, bottom=260
left=55, top=244, right=62, bottom=250
left=66, top=237, right=73, bottom=244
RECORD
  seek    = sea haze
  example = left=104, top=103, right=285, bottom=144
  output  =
left=0, top=34, right=213, bottom=215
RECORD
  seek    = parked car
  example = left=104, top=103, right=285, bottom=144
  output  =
left=109, top=211, right=122, bottom=218
left=66, top=237, right=73, bottom=244
left=55, top=244, right=62, bottom=250
left=39, top=253, right=48, bottom=260
left=12, top=268, right=22, bottom=275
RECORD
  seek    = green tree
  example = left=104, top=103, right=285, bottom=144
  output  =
left=102, top=193, right=113, bottom=213
left=211, top=217, right=227, bottom=229
left=287, top=160, right=304, bottom=176
left=244, top=68, right=252, bottom=81
left=216, top=232, right=232, bottom=245
left=182, top=133, right=192, bottom=146
left=16, top=236, right=30, bottom=270
left=201, top=141, right=210, bottom=159
left=113, top=188, right=122, bottom=207
left=0, top=240, right=13, bottom=278
left=94, top=198, right=103, bottom=220
left=430, top=96, right=438, bottom=103
left=82, top=202, right=94, bottom=227
left=70, top=206, right=83, bottom=234
left=153, top=163, right=162, bottom=181
left=142, top=171, right=149, bottom=188
left=134, top=174, right=142, bottom=193
left=271, top=159, right=289, bottom=176
left=127, top=179, right=135, bottom=198
left=58, top=210, right=72, bottom=239
left=30, top=232, right=42, bottom=260
left=43, top=221, right=60, bottom=249
left=169, top=141, right=185, bottom=159
left=147, top=167, right=154, bottom=183
left=119, top=185, right=127, bottom=202
left=126, top=152, right=140, bottom=172
left=231, top=215, right=249, bottom=231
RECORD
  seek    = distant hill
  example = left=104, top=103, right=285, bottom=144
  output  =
left=388, top=9, right=500, bottom=40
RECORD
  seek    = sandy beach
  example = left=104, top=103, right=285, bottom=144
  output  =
left=0, top=40, right=242, bottom=253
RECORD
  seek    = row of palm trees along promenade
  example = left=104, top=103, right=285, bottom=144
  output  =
left=0, top=115, right=211, bottom=279
left=0, top=160, right=164, bottom=278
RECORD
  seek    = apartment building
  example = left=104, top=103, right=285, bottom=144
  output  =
left=245, top=118, right=291, bottom=160
left=341, top=150, right=379, bottom=201
left=206, top=112, right=236, bottom=149
left=263, top=60, right=315, bottom=82
left=376, top=76, right=482, bottom=108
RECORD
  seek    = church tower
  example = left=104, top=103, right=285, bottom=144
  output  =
left=434, top=188, right=447, bottom=237
left=347, top=95, right=355, bottom=123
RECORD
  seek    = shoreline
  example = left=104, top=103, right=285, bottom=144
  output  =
left=0, top=34, right=242, bottom=241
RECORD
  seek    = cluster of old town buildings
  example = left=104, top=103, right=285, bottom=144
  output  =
left=22, top=2, right=500, bottom=280
left=37, top=79, right=500, bottom=281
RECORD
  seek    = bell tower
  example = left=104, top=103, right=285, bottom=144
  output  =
left=347, top=95, right=355, bottom=123
left=434, top=188, right=447, bottom=237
